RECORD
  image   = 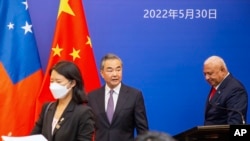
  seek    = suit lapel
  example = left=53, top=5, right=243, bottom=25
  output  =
left=96, top=86, right=111, bottom=125
left=97, top=86, right=106, bottom=114
left=206, top=75, right=232, bottom=118
left=46, top=102, right=56, bottom=140
left=52, top=100, right=74, bottom=136
left=211, top=74, right=232, bottom=102
left=112, top=84, right=129, bottom=123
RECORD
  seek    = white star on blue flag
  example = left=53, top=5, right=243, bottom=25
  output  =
left=0, top=0, right=41, bottom=84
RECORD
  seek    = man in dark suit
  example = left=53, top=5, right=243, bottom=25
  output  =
left=203, top=55, right=248, bottom=125
left=88, top=53, right=149, bottom=141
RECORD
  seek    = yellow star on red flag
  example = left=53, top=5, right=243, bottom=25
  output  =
left=52, top=44, right=63, bottom=57
left=70, top=48, right=80, bottom=61
left=86, top=36, right=92, bottom=47
left=58, top=0, right=75, bottom=17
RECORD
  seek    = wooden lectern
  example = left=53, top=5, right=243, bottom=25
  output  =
left=173, top=125, right=230, bottom=141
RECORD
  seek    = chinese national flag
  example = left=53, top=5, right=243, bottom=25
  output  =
left=35, top=0, right=101, bottom=119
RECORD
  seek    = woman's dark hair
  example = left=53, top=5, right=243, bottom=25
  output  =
left=49, top=60, right=87, bottom=104
left=135, top=131, right=176, bottom=141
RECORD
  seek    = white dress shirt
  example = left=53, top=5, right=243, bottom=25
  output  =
left=105, top=83, right=121, bottom=112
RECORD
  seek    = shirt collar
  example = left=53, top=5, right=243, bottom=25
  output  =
left=105, top=83, right=121, bottom=95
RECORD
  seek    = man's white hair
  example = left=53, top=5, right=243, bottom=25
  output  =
left=204, top=55, right=228, bottom=71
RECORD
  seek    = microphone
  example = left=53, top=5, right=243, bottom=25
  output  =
left=209, top=102, right=245, bottom=124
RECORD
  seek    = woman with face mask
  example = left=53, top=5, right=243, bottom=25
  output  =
left=31, top=60, right=95, bottom=141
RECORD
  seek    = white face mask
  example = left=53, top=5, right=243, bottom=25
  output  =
left=49, top=82, right=71, bottom=99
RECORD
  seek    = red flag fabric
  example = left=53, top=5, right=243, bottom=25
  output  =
left=35, top=0, right=101, bottom=119
left=0, top=0, right=43, bottom=138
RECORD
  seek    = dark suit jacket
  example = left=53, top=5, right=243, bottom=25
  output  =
left=204, top=74, right=248, bottom=125
left=31, top=100, right=95, bottom=141
left=87, top=83, right=149, bottom=141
